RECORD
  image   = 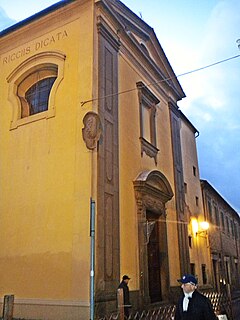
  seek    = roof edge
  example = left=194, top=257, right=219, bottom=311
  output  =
left=201, top=179, right=239, bottom=218
left=0, top=0, right=75, bottom=38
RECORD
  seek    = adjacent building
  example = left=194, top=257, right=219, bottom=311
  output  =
left=201, top=180, right=240, bottom=293
left=180, top=112, right=212, bottom=289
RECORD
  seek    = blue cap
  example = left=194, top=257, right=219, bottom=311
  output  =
left=177, top=274, right=197, bottom=285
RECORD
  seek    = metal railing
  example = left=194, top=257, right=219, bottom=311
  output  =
left=97, top=289, right=232, bottom=320
left=204, top=291, right=232, bottom=319
left=97, top=304, right=176, bottom=320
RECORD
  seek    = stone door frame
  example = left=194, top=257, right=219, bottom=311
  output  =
left=133, top=170, right=174, bottom=306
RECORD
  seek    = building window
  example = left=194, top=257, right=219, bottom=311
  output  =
left=214, top=206, right=220, bottom=226
left=208, top=199, right=213, bottom=223
left=188, top=235, right=192, bottom=248
left=230, top=220, right=233, bottom=238
left=137, top=81, right=159, bottom=163
left=201, top=264, right=207, bottom=284
left=226, top=217, right=230, bottom=235
left=193, top=166, right=196, bottom=176
left=219, top=259, right=223, bottom=281
left=184, top=183, right=187, bottom=194
left=20, top=73, right=57, bottom=118
left=7, top=51, right=66, bottom=129
left=234, top=260, right=238, bottom=280
left=221, top=211, right=225, bottom=231
left=190, top=263, right=195, bottom=276
left=234, top=223, right=238, bottom=240
left=195, top=196, right=199, bottom=206
left=224, top=257, right=231, bottom=284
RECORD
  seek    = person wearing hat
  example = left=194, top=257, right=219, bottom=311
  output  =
left=118, top=275, right=131, bottom=319
left=174, top=274, right=217, bottom=320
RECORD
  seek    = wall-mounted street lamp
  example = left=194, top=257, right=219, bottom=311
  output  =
left=191, top=218, right=209, bottom=236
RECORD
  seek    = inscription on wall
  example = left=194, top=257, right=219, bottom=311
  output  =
left=2, top=30, right=68, bottom=65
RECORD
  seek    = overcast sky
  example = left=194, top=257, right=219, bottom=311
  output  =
left=0, top=0, right=239, bottom=213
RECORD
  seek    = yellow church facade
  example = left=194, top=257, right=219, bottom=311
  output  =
left=0, top=1, right=213, bottom=319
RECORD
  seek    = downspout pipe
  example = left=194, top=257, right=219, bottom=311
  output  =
left=90, top=198, right=96, bottom=320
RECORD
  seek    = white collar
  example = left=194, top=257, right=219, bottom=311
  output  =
left=184, top=292, right=193, bottom=298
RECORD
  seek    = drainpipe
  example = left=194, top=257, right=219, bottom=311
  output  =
left=90, top=198, right=96, bottom=320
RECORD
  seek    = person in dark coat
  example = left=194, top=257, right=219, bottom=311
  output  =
left=174, top=274, right=217, bottom=320
left=118, top=275, right=131, bottom=319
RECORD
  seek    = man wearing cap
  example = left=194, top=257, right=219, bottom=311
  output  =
left=118, top=275, right=131, bottom=319
left=174, top=274, right=217, bottom=320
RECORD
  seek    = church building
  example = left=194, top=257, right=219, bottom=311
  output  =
left=0, top=1, right=214, bottom=319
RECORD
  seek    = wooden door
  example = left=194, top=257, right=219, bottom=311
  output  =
left=147, top=216, right=162, bottom=302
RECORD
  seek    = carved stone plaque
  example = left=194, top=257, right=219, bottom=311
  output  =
left=82, top=112, right=102, bottom=150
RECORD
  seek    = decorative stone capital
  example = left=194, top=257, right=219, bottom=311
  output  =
left=142, top=194, right=165, bottom=214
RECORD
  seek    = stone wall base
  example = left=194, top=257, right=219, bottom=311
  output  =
left=0, top=299, right=89, bottom=320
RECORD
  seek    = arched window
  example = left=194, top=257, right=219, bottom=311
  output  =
left=18, top=66, right=58, bottom=118
left=25, top=77, right=56, bottom=116
left=7, top=51, right=65, bottom=129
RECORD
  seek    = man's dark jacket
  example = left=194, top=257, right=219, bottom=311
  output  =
left=118, top=280, right=130, bottom=306
left=174, top=290, right=217, bottom=320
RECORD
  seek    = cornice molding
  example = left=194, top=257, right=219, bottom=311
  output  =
left=97, top=0, right=184, bottom=102
left=168, top=101, right=179, bottom=115
left=97, top=15, right=120, bottom=51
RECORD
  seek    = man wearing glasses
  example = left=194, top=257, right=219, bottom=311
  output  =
left=174, top=274, right=217, bottom=320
